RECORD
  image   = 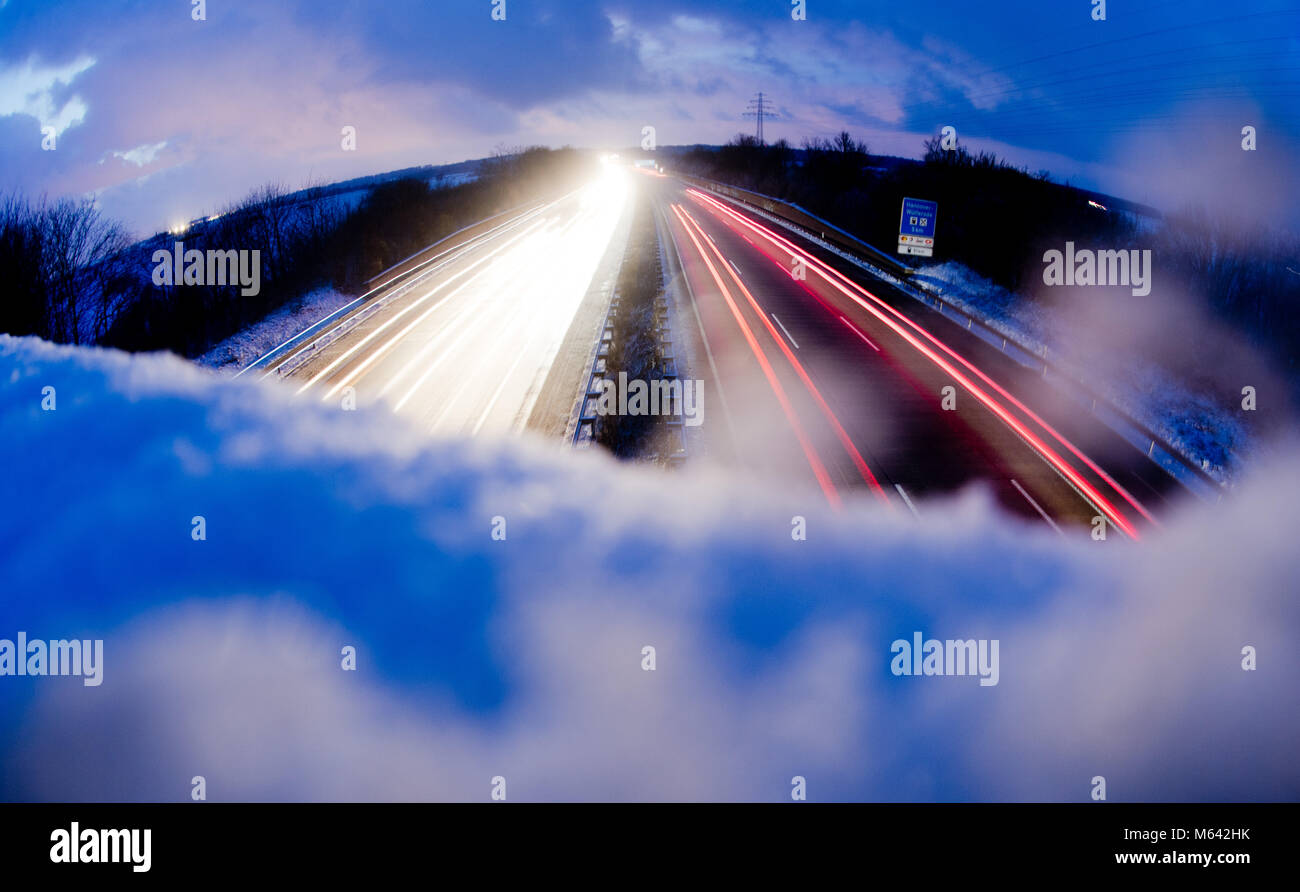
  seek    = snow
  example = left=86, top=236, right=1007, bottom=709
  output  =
left=196, top=286, right=356, bottom=373
left=913, top=263, right=1054, bottom=354
left=188, top=166, right=485, bottom=375
left=432, top=172, right=478, bottom=188
left=0, top=335, right=1295, bottom=801
left=913, top=261, right=1249, bottom=483
left=303, top=187, right=370, bottom=219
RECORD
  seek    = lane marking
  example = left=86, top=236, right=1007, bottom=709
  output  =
left=686, top=188, right=1144, bottom=538
left=472, top=345, right=531, bottom=436
left=658, top=202, right=741, bottom=457
left=670, top=204, right=842, bottom=509
left=391, top=299, right=497, bottom=411
left=467, top=213, right=592, bottom=435
left=677, top=205, right=890, bottom=506
left=692, top=187, right=1151, bottom=533
left=839, top=315, right=879, bottom=351
left=416, top=214, right=587, bottom=428
left=894, top=483, right=920, bottom=518
left=1009, top=478, right=1064, bottom=536
left=307, top=218, right=549, bottom=399
left=251, top=200, right=559, bottom=379
left=771, top=313, right=800, bottom=349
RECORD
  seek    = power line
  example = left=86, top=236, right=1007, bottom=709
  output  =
left=743, top=92, right=777, bottom=144
left=928, top=84, right=1300, bottom=133
left=939, top=9, right=1300, bottom=86
left=902, top=39, right=1297, bottom=117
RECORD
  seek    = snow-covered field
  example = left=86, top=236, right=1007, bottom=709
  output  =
left=913, top=262, right=1249, bottom=483
left=290, top=169, right=479, bottom=224
left=196, top=286, right=356, bottom=374
left=1, top=335, right=1295, bottom=801
left=191, top=167, right=482, bottom=376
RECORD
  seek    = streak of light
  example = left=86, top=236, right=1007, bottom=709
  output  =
left=688, top=188, right=1146, bottom=538
left=677, top=206, right=891, bottom=505
left=670, top=203, right=843, bottom=509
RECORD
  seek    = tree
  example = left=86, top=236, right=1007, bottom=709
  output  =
left=0, top=195, right=133, bottom=344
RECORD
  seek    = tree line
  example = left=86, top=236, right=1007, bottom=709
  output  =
left=676, top=133, right=1300, bottom=388
left=0, top=147, right=591, bottom=360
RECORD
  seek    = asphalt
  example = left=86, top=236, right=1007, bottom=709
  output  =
left=653, top=174, right=1182, bottom=538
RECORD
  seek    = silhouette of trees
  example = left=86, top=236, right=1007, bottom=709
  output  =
left=0, top=195, right=134, bottom=344
left=0, top=148, right=595, bottom=360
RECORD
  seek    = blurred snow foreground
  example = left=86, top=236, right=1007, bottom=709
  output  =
left=1, top=334, right=1296, bottom=802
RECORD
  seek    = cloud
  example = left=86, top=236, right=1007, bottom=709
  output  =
left=0, top=2, right=1026, bottom=232
left=2, top=1, right=1295, bottom=234
left=0, top=335, right=1295, bottom=801
left=0, top=53, right=95, bottom=137
left=110, top=139, right=167, bottom=167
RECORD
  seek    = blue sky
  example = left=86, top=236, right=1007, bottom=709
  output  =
left=1, top=0, right=1297, bottom=234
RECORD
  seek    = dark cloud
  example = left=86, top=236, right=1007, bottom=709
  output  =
left=1, top=0, right=1295, bottom=233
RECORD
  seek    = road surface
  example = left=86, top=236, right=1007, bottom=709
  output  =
left=650, top=175, right=1179, bottom=538
left=248, top=166, right=1179, bottom=539
left=254, top=172, right=629, bottom=439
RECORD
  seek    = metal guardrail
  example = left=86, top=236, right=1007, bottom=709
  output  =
left=681, top=174, right=1227, bottom=500
left=236, top=203, right=552, bottom=379
left=572, top=206, right=688, bottom=464
left=677, top=174, right=917, bottom=280
left=361, top=200, right=542, bottom=290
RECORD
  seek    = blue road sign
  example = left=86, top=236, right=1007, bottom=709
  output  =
left=898, top=197, right=938, bottom=256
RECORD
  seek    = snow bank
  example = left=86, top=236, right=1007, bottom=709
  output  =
left=196, top=286, right=356, bottom=373
left=0, top=335, right=1294, bottom=801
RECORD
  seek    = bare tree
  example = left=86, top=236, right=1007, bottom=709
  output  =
left=0, top=195, right=132, bottom=344
left=42, top=198, right=133, bottom=343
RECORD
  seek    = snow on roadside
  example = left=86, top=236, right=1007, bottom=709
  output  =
left=912, top=263, right=1053, bottom=356
left=196, top=286, right=356, bottom=374
left=191, top=174, right=479, bottom=376
left=913, top=261, right=1248, bottom=483
left=0, top=335, right=1296, bottom=801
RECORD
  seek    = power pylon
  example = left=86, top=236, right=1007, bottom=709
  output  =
left=743, top=92, right=777, bottom=144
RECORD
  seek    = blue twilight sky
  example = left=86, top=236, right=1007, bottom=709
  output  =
left=1, top=0, right=1297, bottom=235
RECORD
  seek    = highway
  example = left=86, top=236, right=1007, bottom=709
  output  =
left=649, top=175, right=1180, bottom=538
left=247, top=163, right=1180, bottom=538
left=252, top=170, right=629, bottom=438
